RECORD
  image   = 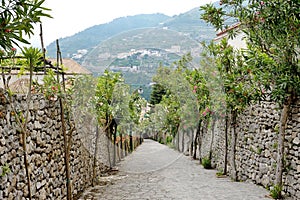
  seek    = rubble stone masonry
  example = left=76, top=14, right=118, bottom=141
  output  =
left=201, top=100, right=300, bottom=200
left=0, top=94, right=109, bottom=199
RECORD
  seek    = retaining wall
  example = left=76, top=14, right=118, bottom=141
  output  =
left=200, top=101, right=300, bottom=199
left=0, top=93, right=110, bottom=199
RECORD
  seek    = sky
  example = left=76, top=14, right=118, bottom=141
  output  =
left=30, top=0, right=213, bottom=47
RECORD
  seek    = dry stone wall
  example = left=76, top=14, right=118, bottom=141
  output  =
left=200, top=100, right=300, bottom=200
left=0, top=93, right=110, bottom=199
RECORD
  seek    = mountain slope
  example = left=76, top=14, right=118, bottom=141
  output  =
left=82, top=27, right=202, bottom=74
left=46, top=13, right=171, bottom=58
left=46, top=8, right=217, bottom=61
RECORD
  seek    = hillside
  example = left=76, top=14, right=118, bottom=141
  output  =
left=46, top=8, right=217, bottom=63
left=83, top=28, right=202, bottom=74
left=46, top=14, right=171, bottom=58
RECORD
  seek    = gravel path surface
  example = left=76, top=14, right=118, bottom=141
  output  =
left=79, top=139, right=270, bottom=200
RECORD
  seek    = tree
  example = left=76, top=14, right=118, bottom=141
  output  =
left=199, top=46, right=227, bottom=162
left=204, top=39, right=261, bottom=179
left=128, top=88, right=146, bottom=151
left=0, top=0, right=51, bottom=50
left=149, top=83, right=166, bottom=105
left=161, top=92, right=181, bottom=149
left=184, top=67, right=211, bottom=161
left=95, top=70, right=124, bottom=168
left=201, top=0, right=299, bottom=194
left=150, top=59, right=199, bottom=151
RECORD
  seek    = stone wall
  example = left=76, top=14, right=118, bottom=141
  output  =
left=200, top=100, right=300, bottom=200
left=0, top=93, right=110, bottom=199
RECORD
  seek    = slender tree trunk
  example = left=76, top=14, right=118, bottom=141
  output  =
left=209, top=117, right=216, bottom=160
left=198, top=120, right=207, bottom=163
left=276, top=95, right=292, bottom=197
left=106, top=130, right=112, bottom=169
left=124, top=137, right=128, bottom=156
left=113, top=122, right=117, bottom=166
left=193, top=133, right=198, bottom=160
left=92, top=125, right=99, bottom=186
left=224, top=114, right=229, bottom=175
left=56, top=40, right=72, bottom=200
left=2, top=69, right=7, bottom=90
left=198, top=131, right=202, bottom=163
left=39, top=24, right=47, bottom=74
left=129, top=125, right=133, bottom=152
left=182, top=130, right=185, bottom=153
left=120, top=132, right=123, bottom=159
left=21, top=130, right=32, bottom=200
left=193, top=121, right=201, bottom=160
left=59, top=97, right=72, bottom=200
left=176, top=124, right=180, bottom=151
left=106, top=126, right=112, bottom=169
left=22, top=59, right=34, bottom=200
left=190, top=129, right=194, bottom=157
left=231, top=110, right=238, bottom=181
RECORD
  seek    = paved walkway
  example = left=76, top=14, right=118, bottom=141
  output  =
left=79, top=139, right=270, bottom=200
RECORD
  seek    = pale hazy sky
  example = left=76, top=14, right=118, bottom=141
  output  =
left=30, top=0, right=213, bottom=46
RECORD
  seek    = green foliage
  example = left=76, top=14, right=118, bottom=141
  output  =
left=200, top=47, right=226, bottom=119
left=216, top=170, right=225, bottom=177
left=273, top=142, right=278, bottom=150
left=20, top=47, right=43, bottom=71
left=204, top=39, right=262, bottom=116
left=200, top=0, right=299, bottom=106
left=166, top=135, right=173, bottom=144
left=95, top=70, right=123, bottom=126
left=164, top=94, right=181, bottom=137
left=148, top=54, right=200, bottom=142
left=257, top=147, right=262, bottom=155
left=149, top=83, right=166, bottom=105
left=201, top=157, right=213, bottom=169
left=270, top=184, right=283, bottom=199
left=185, top=67, right=211, bottom=118
left=0, top=0, right=51, bottom=50
left=129, top=89, right=146, bottom=125
left=42, top=70, right=61, bottom=100
left=70, top=75, right=98, bottom=125
left=1, top=163, right=10, bottom=177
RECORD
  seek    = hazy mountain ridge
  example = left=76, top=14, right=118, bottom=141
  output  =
left=46, top=13, right=171, bottom=58
left=46, top=7, right=217, bottom=61
left=82, top=27, right=202, bottom=75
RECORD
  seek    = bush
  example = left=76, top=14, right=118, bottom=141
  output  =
left=270, top=184, right=282, bottom=199
left=166, top=135, right=172, bottom=144
left=201, top=157, right=212, bottom=169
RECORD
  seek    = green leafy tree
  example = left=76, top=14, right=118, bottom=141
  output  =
left=95, top=70, right=124, bottom=167
left=0, top=0, right=51, bottom=50
left=95, top=70, right=123, bottom=129
left=149, top=83, right=166, bottom=105
left=151, top=57, right=199, bottom=150
left=203, top=39, right=261, bottom=179
left=161, top=92, right=181, bottom=149
left=200, top=46, right=227, bottom=161
left=128, top=88, right=146, bottom=151
left=201, top=0, right=299, bottom=192
left=184, top=67, right=211, bottom=161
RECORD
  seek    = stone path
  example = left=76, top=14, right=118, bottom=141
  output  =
left=79, top=139, right=270, bottom=200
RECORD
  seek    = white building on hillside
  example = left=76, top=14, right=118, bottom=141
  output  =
left=214, top=22, right=247, bottom=49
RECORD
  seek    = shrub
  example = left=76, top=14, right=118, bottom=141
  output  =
left=166, top=135, right=172, bottom=144
left=202, top=157, right=212, bottom=169
left=270, top=184, right=282, bottom=199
